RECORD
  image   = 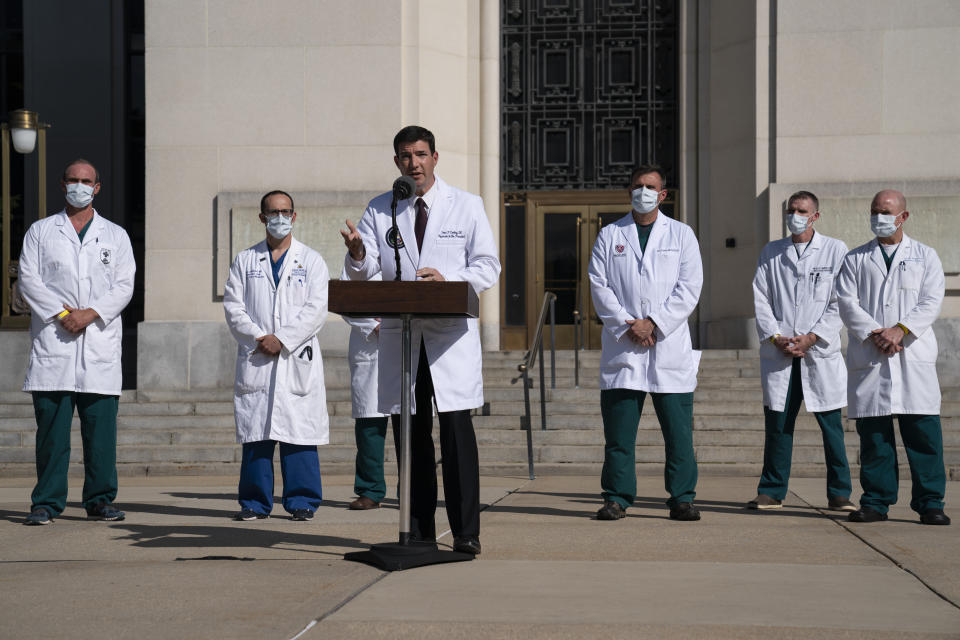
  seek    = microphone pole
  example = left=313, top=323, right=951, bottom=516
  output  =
left=390, top=176, right=416, bottom=282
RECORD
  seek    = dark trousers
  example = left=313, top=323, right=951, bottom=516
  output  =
left=354, top=416, right=389, bottom=502
left=31, top=391, right=119, bottom=517
left=600, top=388, right=698, bottom=509
left=856, top=414, right=946, bottom=515
left=391, top=340, right=480, bottom=540
left=758, top=357, right=852, bottom=501
left=238, top=440, right=323, bottom=515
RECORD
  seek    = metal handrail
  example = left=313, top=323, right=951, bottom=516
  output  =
left=514, top=291, right=557, bottom=480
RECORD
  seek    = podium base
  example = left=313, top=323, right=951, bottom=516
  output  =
left=344, top=541, right=475, bottom=571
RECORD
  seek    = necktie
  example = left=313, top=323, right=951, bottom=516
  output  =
left=415, top=197, right=428, bottom=251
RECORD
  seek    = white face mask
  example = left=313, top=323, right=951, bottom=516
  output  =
left=65, top=183, right=95, bottom=209
left=631, top=186, right=660, bottom=214
left=265, top=214, right=293, bottom=239
left=786, top=213, right=811, bottom=235
left=871, top=213, right=900, bottom=238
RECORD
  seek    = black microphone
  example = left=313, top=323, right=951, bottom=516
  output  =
left=389, top=176, right=415, bottom=281
left=392, top=176, right=416, bottom=202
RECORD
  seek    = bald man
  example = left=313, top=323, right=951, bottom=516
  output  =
left=836, top=189, right=949, bottom=526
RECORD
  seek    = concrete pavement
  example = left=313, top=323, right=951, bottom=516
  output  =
left=1, top=474, right=958, bottom=639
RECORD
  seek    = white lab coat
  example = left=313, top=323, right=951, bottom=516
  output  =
left=224, top=237, right=330, bottom=445
left=18, top=210, right=135, bottom=396
left=344, top=176, right=501, bottom=414
left=753, top=231, right=848, bottom=412
left=340, top=267, right=384, bottom=419
left=837, top=234, right=944, bottom=418
left=589, top=211, right=703, bottom=393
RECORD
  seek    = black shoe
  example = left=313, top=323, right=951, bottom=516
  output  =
left=596, top=501, right=626, bottom=520
left=291, top=509, right=314, bottom=521
left=453, top=536, right=481, bottom=555
left=669, top=502, right=701, bottom=521
left=24, top=508, right=52, bottom=526
left=848, top=507, right=888, bottom=523
left=920, top=509, right=951, bottom=526
left=234, top=509, right=269, bottom=521
left=86, top=503, right=125, bottom=521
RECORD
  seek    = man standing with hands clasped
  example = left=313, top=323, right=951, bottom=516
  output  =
left=837, top=189, right=949, bottom=526
left=224, top=190, right=329, bottom=522
left=748, top=191, right=854, bottom=511
left=589, top=164, right=703, bottom=522
left=340, top=125, right=500, bottom=555
left=18, top=159, right=135, bottom=525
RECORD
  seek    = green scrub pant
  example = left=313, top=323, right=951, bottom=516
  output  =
left=31, top=391, right=119, bottom=517
left=758, top=357, right=852, bottom=501
left=600, top=389, right=697, bottom=509
left=353, top=416, right=388, bottom=502
left=856, top=414, right=946, bottom=515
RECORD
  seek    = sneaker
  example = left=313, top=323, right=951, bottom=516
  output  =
left=86, top=503, right=125, bottom=521
left=290, top=509, right=314, bottom=521
left=747, top=494, right=782, bottom=510
left=848, top=507, right=888, bottom=523
left=669, top=502, right=701, bottom=521
left=596, top=501, right=626, bottom=520
left=234, top=509, right=269, bottom=521
left=920, top=509, right=951, bottom=526
left=24, top=508, right=52, bottom=526
left=828, top=496, right=857, bottom=512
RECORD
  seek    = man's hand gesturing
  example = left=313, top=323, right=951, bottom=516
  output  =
left=340, top=219, right=365, bottom=261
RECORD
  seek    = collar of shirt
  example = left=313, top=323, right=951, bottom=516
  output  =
left=410, top=179, right=438, bottom=212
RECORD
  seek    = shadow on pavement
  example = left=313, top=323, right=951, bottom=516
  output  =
left=107, top=522, right=369, bottom=555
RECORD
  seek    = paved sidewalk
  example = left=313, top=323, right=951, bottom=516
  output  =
left=1, top=474, right=958, bottom=639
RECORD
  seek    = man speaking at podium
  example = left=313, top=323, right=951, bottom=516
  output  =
left=340, top=126, right=500, bottom=555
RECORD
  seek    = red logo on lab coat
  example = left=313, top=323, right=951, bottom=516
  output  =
left=615, top=244, right=625, bottom=254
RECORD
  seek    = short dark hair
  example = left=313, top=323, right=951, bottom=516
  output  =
left=260, top=190, right=294, bottom=213
left=63, top=158, right=100, bottom=184
left=393, top=125, right=436, bottom=155
left=787, top=190, right=819, bottom=212
left=629, top=164, right=666, bottom=190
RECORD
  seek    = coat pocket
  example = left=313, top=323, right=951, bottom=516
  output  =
left=289, top=344, right=317, bottom=396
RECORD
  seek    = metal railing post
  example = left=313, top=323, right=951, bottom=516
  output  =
left=520, top=364, right=534, bottom=480
left=572, top=310, right=580, bottom=389
left=549, top=296, right=556, bottom=389
left=538, top=334, right=546, bottom=431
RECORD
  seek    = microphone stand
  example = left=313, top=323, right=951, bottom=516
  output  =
left=390, top=195, right=403, bottom=281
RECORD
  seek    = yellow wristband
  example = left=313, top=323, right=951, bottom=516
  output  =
left=896, top=323, right=910, bottom=335
left=57, top=310, right=70, bottom=319
left=770, top=334, right=780, bottom=344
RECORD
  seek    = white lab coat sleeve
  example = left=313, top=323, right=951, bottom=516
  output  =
left=588, top=231, right=632, bottom=341
left=343, top=206, right=382, bottom=281
left=900, top=248, right=945, bottom=338
left=837, top=254, right=880, bottom=342
left=17, top=223, right=65, bottom=322
left=87, top=231, right=135, bottom=324
left=445, top=196, right=501, bottom=294
left=274, top=255, right=329, bottom=352
left=648, top=225, right=703, bottom=338
left=224, top=255, right=266, bottom=344
left=339, top=265, right=380, bottom=339
left=752, top=252, right=781, bottom=342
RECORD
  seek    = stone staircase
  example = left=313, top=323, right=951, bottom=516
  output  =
left=0, top=349, right=957, bottom=479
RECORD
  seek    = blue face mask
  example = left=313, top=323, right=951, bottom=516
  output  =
left=265, top=214, right=293, bottom=239
left=786, top=213, right=810, bottom=235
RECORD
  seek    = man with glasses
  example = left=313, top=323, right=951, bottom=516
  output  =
left=18, top=159, right=135, bottom=526
left=224, top=190, right=330, bottom=522
left=836, top=189, right=950, bottom=526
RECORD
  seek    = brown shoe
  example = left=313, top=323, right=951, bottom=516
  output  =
left=348, top=496, right=380, bottom=510
left=828, top=496, right=857, bottom=512
left=747, top=494, right=782, bottom=510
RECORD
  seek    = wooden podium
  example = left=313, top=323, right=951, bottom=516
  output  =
left=329, top=280, right=479, bottom=570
